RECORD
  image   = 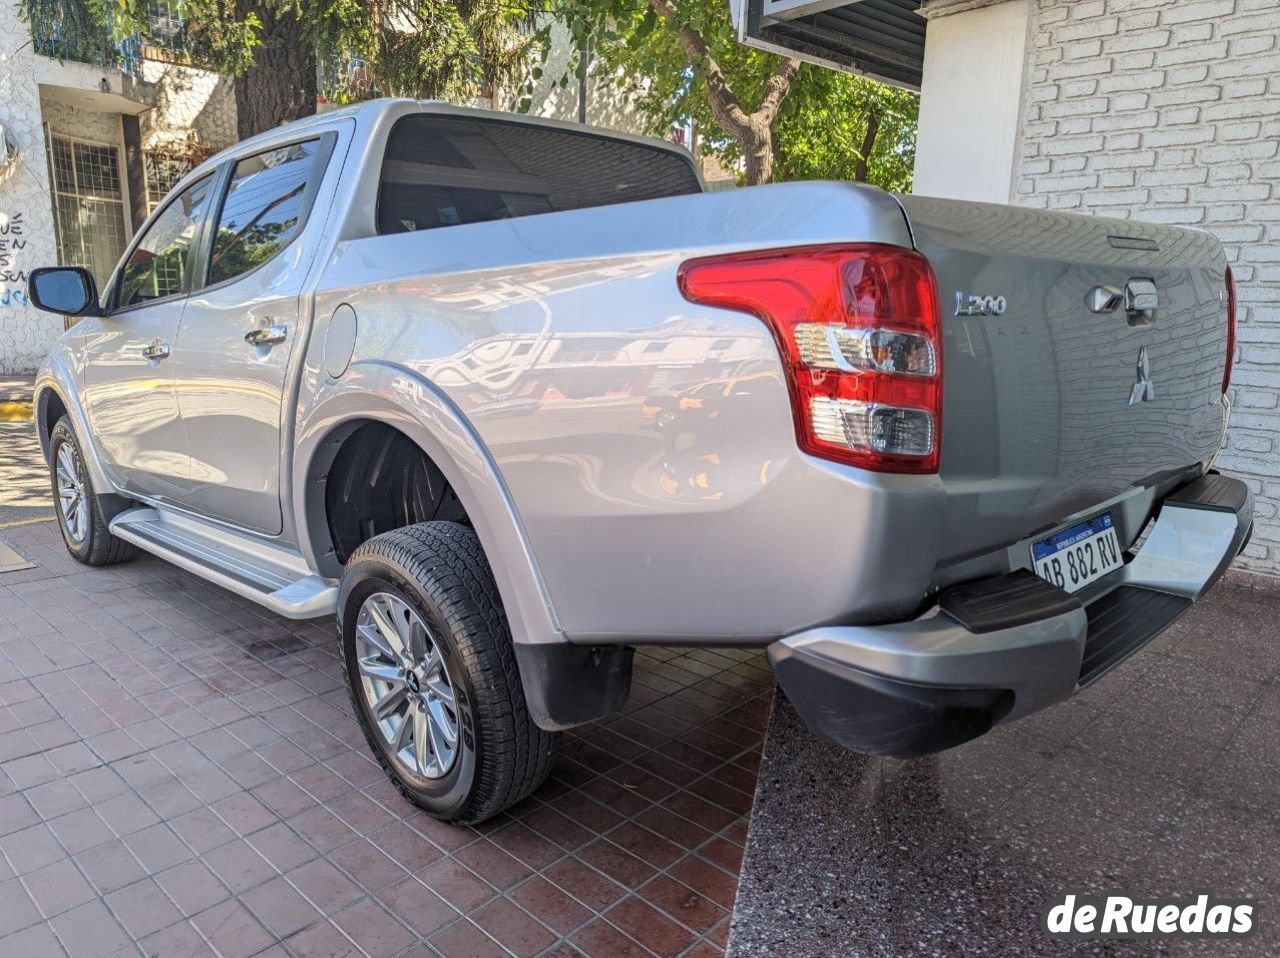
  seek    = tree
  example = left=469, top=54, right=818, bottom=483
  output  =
left=561, top=0, right=799, bottom=184
left=232, top=1, right=314, bottom=141
left=773, top=71, right=918, bottom=192
left=559, top=0, right=917, bottom=189
left=110, top=1, right=544, bottom=138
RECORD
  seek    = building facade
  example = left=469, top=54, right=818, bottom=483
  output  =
left=0, top=0, right=237, bottom=374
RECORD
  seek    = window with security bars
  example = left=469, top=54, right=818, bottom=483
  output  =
left=46, top=131, right=130, bottom=295
left=146, top=1, right=186, bottom=50
left=144, top=151, right=193, bottom=212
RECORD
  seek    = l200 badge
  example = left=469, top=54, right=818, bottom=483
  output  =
left=954, top=291, right=1008, bottom=317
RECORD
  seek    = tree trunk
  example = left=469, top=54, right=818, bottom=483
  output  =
left=646, top=0, right=796, bottom=188
left=854, top=109, right=882, bottom=183
left=234, top=0, right=317, bottom=141
left=742, top=125, right=774, bottom=186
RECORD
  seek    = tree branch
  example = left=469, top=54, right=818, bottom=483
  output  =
left=855, top=108, right=882, bottom=183
left=757, top=55, right=800, bottom=123
left=647, top=0, right=752, bottom=134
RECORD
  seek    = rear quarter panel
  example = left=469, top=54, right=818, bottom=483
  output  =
left=303, top=182, right=934, bottom=642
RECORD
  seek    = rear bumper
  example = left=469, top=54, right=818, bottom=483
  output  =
left=768, top=473, right=1254, bottom=759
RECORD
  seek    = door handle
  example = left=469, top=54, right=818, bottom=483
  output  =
left=245, top=324, right=288, bottom=347
left=141, top=342, right=171, bottom=361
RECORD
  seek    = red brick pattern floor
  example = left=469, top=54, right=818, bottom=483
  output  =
left=0, top=521, right=773, bottom=957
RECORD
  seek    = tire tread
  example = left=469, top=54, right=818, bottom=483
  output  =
left=50, top=418, right=137, bottom=567
left=341, top=522, right=557, bottom=824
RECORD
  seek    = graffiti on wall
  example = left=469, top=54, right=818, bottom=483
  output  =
left=0, top=212, right=28, bottom=308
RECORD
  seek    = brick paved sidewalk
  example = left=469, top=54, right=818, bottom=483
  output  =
left=0, top=374, right=35, bottom=405
left=0, top=381, right=53, bottom=529
left=0, top=518, right=773, bottom=957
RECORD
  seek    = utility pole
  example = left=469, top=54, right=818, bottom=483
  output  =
left=577, top=44, right=588, bottom=124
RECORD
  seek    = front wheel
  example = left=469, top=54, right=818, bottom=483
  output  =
left=338, top=522, right=558, bottom=824
left=48, top=417, right=136, bottom=566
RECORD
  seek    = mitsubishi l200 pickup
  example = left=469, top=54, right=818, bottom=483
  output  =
left=28, top=100, right=1251, bottom=823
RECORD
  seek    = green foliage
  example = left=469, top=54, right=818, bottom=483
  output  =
left=561, top=0, right=780, bottom=144
left=23, top=0, right=130, bottom=68
left=102, top=0, right=546, bottom=106
left=557, top=0, right=918, bottom=190
left=774, top=71, right=918, bottom=191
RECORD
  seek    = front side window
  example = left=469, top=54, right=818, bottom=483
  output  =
left=115, top=175, right=214, bottom=309
left=209, top=139, right=319, bottom=285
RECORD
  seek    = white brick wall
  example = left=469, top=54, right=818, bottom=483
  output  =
left=1015, top=0, right=1280, bottom=577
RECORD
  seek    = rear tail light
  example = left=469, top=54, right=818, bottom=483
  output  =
left=1224, top=265, right=1237, bottom=395
left=678, top=244, right=943, bottom=473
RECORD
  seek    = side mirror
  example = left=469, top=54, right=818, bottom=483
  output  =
left=27, top=266, right=102, bottom=317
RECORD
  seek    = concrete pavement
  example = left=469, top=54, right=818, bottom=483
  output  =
left=729, top=578, right=1280, bottom=957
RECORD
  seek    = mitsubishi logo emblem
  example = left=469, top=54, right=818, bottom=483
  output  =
left=1129, top=346, right=1155, bottom=405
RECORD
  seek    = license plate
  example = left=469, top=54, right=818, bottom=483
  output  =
left=1032, top=513, right=1123, bottom=594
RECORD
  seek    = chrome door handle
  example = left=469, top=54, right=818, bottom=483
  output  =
left=245, top=324, right=288, bottom=347
left=141, top=342, right=171, bottom=361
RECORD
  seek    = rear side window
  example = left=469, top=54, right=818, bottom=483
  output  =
left=209, top=139, right=319, bottom=285
left=377, top=115, right=702, bottom=235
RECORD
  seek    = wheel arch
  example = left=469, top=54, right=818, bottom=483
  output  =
left=33, top=360, right=115, bottom=495
left=34, top=383, right=67, bottom=461
left=293, top=363, right=564, bottom=650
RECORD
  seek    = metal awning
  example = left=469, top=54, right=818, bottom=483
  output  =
left=737, top=0, right=928, bottom=90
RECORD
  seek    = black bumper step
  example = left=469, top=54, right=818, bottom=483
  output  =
left=939, top=569, right=1082, bottom=635
left=1166, top=473, right=1250, bottom=513
left=1078, top=586, right=1190, bottom=686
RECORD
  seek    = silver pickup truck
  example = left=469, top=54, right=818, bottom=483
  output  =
left=28, top=99, right=1251, bottom=823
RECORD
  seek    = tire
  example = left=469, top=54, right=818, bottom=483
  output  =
left=338, top=522, right=558, bottom=824
left=48, top=417, right=137, bottom=567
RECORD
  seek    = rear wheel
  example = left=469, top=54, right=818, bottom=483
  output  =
left=48, top=417, right=136, bottom=566
left=338, top=522, right=558, bottom=824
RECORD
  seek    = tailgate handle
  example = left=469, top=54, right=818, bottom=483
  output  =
left=1126, top=279, right=1158, bottom=314
left=1087, top=280, right=1157, bottom=325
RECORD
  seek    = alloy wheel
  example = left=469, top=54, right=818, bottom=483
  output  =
left=354, top=592, right=461, bottom=779
left=55, top=442, right=88, bottom=544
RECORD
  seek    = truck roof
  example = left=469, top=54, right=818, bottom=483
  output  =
left=188, top=98, right=699, bottom=187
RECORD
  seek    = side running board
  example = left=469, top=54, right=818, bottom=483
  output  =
left=109, top=508, right=337, bottom=619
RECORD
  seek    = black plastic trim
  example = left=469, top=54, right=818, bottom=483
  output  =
left=514, top=644, right=634, bottom=732
left=1078, top=586, right=1191, bottom=686
left=770, top=643, right=1013, bottom=759
left=939, top=569, right=1081, bottom=635
left=1166, top=472, right=1250, bottom=514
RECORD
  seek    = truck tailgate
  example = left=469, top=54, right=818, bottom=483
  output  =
left=898, top=197, right=1232, bottom=565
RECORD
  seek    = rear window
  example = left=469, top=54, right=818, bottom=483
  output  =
left=377, top=114, right=702, bottom=235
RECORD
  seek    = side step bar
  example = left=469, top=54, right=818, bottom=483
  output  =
left=110, top=508, right=337, bottom=619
